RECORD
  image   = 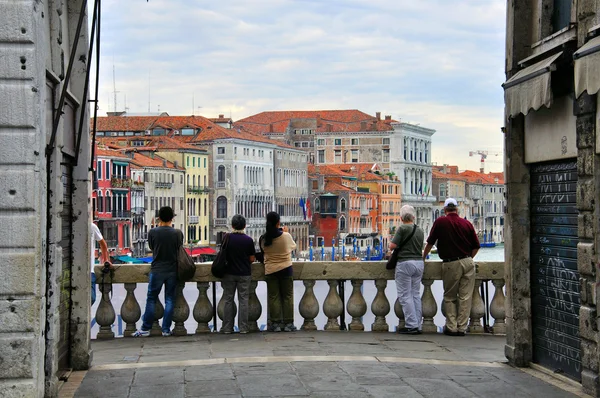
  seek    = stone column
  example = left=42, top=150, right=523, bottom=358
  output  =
left=96, top=281, right=115, bottom=339
left=323, top=280, right=342, bottom=330
left=504, top=113, right=532, bottom=367
left=150, top=298, right=165, bottom=336
left=347, top=280, right=367, bottom=331
left=173, top=283, right=190, bottom=336
left=394, top=298, right=405, bottom=331
left=248, top=281, right=262, bottom=332
left=193, top=282, right=212, bottom=333
left=574, top=92, right=599, bottom=395
left=421, top=279, right=437, bottom=333
left=300, top=280, right=319, bottom=330
left=490, top=279, right=506, bottom=334
left=468, top=280, right=485, bottom=334
left=371, top=279, right=390, bottom=332
left=121, top=283, right=141, bottom=337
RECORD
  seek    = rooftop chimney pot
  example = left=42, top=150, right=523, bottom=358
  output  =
left=376, top=112, right=381, bottom=120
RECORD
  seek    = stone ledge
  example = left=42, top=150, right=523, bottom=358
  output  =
left=95, top=261, right=505, bottom=284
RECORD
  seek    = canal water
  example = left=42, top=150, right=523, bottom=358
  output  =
left=91, top=245, right=505, bottom=337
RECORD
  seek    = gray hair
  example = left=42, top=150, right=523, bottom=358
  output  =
left=400, top=205, right=416, bottom=222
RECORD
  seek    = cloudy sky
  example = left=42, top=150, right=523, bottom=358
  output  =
left=92, top=0, right=506, bottom=172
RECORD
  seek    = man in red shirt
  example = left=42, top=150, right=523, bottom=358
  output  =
left=423, top=198, right=480, bottom=336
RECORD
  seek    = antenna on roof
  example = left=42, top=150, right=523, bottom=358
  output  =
left=112, top=61, right=120, bottom=112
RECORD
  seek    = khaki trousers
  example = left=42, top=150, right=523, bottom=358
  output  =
left=441, top=257, right=475, bottom=333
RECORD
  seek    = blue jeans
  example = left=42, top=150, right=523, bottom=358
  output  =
left=91, top=273, right=97, bottom=305
left=141, top=271, right=178, bottom=333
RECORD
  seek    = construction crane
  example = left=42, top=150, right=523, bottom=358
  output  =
left=469, top=150, right=503, bottom=173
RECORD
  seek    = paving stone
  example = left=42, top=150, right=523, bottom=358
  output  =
left=133, top=367, right=185, bottom=386
left=291, top=362, right=346, bottom=375
left=232, top=362, right=294, bottom=376
left=298, top=373, right=367, bottom=393
left=236, top=374, right=309, bottom=397
left=457, top=380, right=532, bottom=397
left=434, top=364, right=491, bottom=377
left=354, top=375, right=407, bottom=386
left=84, top=368, right=136, bottom=381
left=185, top=379, right=241, bottom=397
left=403, top=377, right=475, bottom=398
left=184, top=364, right=235, bottom=381
left=386, top=363, right=451, bottom=380
left=129, top=383, right=184, bottom=398
left=74, top=379, right=131, bottom=397
left=362, top=385, right=424, bottom=398
left=338, top=362, right=398, bottom=377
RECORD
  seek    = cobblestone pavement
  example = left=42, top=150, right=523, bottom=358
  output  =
left=62, top=332, right=588, bottom=398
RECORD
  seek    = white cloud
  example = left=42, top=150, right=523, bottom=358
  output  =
left=91, top=0, right=506, bottom=171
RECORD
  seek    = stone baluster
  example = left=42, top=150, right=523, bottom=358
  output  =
left=193, top=282, right=212, bottom=333
left=347, top=280, right=367, bottom=331
left=150, top=297, right=165, bottom=336
left=248, top=281, right=262, bottom=332
left=421, top=279, right=437, bottom=333
left=96, top=278, right=116, bottom=339
left=299, top=280, right=319, bottom=330
left=173, top=282, right=190, bottom=336
left=490, top=279, right=506, bottom=334
left=394, top=297, right=405, bottom=332
left=323, top=280, right=343, bottom=331
left=371, top=279, right=390, bottom=332
left=468, top=280, right=486, bottom=333
left=120, top=283, right=141, bottom=337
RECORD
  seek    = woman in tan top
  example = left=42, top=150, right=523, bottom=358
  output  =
left=259, top=211, right=297, bottom=332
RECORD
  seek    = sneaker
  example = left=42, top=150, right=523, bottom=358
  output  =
left=456, top=330, right=466, bottom=336
left=282, top=323, right=297, bottom=332
left=268, top=323, right=282, bottom=332
left=162, top=331, right=173, bottom=337
left=397, top=327, right=419, bottom=335
left=132, top=330, right=150, bottom=337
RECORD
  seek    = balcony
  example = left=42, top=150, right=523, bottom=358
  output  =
left=111, top=210, right=131, bottom=219
left=110, top=176, right=131, bottom=189
left=189, top=215, right=199, bottom=224
left=360, top=208, right=369, bottom=216
left=214, top=218, right=228, bottom=226
left=216, top=181, right=226, bottom=189
left=131, top=181, right=145, bottom=190
left=155, top=182, right=172, bottom=189
left=187, top=186, right=210, bottom=194
left=132, top=206, right=145, bottom=215
left=359, top=228, right=373, bottom=234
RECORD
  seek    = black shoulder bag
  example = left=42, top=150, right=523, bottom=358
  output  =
left=211, top=233, right=230, bottom=278
left=386, top=225, right=418, bottom=270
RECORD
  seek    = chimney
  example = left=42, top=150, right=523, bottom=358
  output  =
left=163, top=159, right=167, bottom=167
left=326, top=123, right=332, bottom=132
left=385, top=115, right=391, bottom=121
left=219, top=114, right=224, bottom=118
left=376, top=112, right=381, bottom=120
left=269, top=123, right=274, bottom=133
left=174, top=160, right=178, bottom=168
left=360, top=121, right=367, bottom=131
left=316, top=114, right=321, bottom=127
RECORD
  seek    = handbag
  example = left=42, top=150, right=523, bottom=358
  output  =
left=211, top=233, right=230, bottom=278
left=386, top=225, right=418, bottom=270
left=177, top=244, right=196, bottom=282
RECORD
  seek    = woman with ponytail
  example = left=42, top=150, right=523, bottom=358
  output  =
left=259, top=211, right=297, bottom=332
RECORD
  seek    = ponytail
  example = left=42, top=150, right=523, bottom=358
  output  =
left=262, top=211, right=281, bottom=247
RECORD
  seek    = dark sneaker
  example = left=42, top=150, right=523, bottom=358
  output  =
left=456, top=330, right=466, bottom=336
left=283, top=323, right=297, bottom=332
left=268, top=323, right=282, bottom=332
left=443, top=327, right=459, bottom=336
left=397, top=327, right=419, bottom=335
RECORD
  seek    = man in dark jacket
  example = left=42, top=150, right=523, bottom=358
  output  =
left=423, top=198, right=480, bottom=336
left=133, top=206, right=183, bottom=337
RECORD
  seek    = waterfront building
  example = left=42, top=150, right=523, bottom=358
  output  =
left=92, top=147, right=133, bottom=258
left=130, top=164, right=146, bottom=257
left=504, top=1, right=600, bottom=391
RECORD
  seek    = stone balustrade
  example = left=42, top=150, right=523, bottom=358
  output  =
left=93, top=261, right=505, bottom=339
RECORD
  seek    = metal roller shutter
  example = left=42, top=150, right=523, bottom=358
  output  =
left=530, top=160, right=581, bottom=380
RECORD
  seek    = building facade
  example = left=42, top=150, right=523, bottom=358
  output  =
left=504, top=1, right=600, bottom=394
left=0, top=1, right=94, bottom=395
left=130, top=165, right=147, bottom=257
left=389, top=122, right=436, bottom=236
left=93, top=148, right=133, bottom=258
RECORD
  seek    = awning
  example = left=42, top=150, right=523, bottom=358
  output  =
left=113, top=161, right=129, bottom=166
left=113, top=255, right=144, bottom=264
left=186, top=247, right=216, bottom=256
left=503, top=52, right=563, bottom=117
left=138, top=256, right=154, bottom=263
left=575, top=36, right=600, bottom=98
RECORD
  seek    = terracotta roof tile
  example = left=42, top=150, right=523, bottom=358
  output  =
left=324, top=181, right=354, bottom=192
left=235, top=110, right=397, bottom=135
left=129, top=152, right=184, bottom=170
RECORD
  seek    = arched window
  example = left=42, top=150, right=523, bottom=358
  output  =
left=340, top=198, right=346, bottom=212
left=217, top=196, right=227, bottom=218
left=218, top=165, right=225, bottom=182
left=340, top=216, right=346, bottom=231
left=314, top=198, right=320, bottom=212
